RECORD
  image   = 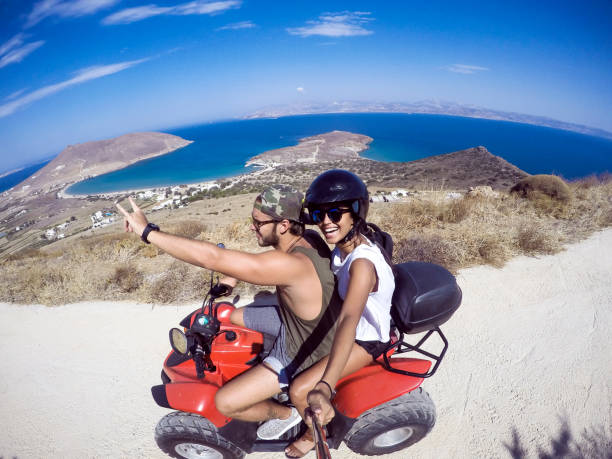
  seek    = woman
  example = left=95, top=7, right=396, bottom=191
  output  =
left=284, top=169, right=395, bottom=458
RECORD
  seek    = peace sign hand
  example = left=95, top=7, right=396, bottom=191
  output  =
left=116, top=197, right=149, bottom=237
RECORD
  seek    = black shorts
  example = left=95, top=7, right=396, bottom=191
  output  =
left=355, top=339, right=391, bottom=359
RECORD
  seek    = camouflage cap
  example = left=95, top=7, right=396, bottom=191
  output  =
left=254, top=184, right=304, bottom=222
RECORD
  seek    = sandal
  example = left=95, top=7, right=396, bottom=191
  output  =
left=285, top=430, right=314, bottom=458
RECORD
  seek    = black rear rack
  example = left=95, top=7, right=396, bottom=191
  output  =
left=381, top=326, right=448, bottom=378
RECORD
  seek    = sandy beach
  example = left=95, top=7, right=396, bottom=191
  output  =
left=1, top=229, right=610, bottom=458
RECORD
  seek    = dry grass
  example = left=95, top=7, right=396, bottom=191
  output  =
left=1, top=178, right=610, bottom=304
left=368, top=177, right=611, bottom=272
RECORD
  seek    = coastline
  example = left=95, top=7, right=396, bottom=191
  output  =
left=58, top=130, right=370, bottom=198
left=59, top=162, right=276, bottom=199
left=59, top=140, right=195, bottom=198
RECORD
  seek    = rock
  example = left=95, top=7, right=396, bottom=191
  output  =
left=467, top=185, right=499, bottom=198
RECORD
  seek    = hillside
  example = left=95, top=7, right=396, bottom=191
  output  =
left=10, top=132, right=192, bottom=196
left=232, top=146, right=528, bottom=193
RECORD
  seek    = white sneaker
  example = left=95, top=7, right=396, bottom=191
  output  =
left=257, top=406, right=302, bottom=440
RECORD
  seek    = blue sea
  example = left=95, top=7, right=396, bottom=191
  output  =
left=0, top=160, right=52, bottom=193
left=3, top=114, right=611, bottom=195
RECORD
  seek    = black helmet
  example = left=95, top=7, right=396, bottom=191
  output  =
left=305, top=169, right=369, bottom=221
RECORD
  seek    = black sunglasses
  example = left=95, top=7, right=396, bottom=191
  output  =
left=309, top=207, right=352, bottom=224
left=252, top=217, right=280, bottom=230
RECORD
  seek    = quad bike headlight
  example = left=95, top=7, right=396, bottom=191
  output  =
left=169, top=328, right=189, bottom=356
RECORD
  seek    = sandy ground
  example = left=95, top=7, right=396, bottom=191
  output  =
left=1, top=229, right=611, bottom=458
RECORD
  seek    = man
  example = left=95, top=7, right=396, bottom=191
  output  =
left=116, top=185, right=341, bottom=439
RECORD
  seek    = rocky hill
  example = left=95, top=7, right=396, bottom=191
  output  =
left=233, top=145, right=528, bottom=192
left=11, top=132, right=192, bottom=196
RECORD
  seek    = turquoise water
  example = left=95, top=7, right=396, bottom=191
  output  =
left=40, top=114, right=612, bottom=194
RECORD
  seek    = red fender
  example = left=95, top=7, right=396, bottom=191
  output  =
left=333, top=358, right=432, bottom=418
left=161, top=382, right=231, bottom=427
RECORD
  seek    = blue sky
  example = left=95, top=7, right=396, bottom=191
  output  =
left=0, top=0, right=611, bottom=172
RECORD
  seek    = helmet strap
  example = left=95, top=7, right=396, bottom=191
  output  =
left=338, top=215, right=364, bottom=246
left=338, top=225, right=356, bottom=246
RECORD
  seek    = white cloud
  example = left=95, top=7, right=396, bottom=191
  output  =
left=0, top=58, right=148, bottom=118
left=103, top=0, right=241, bottom=25
left=26, top=0, right=120, bottom=27
left=102, top=5, right=173, bottom=24
left=445, top=64, right=489, bottom=74
left=4, top=89, right=28, bottom=101
left=0, top=34, right=45, bottom=69
left=216, top=20, right=255, bottom=31
left=0, top=40, right=45, bottom=69
left=296, top=87, right=304, bottom=93
left=287, top=11, right=373, bottom=37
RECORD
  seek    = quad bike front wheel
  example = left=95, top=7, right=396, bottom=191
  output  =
left=344, top=388, right=436, bottom=456
left=155, top=412, right=245, bottom=459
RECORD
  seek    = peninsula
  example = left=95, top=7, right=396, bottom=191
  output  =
left=245, top=130, right=373, bottom=167
left=11, top=132, right=192, bottom=197
left=0, top=132, right=192, bottom=257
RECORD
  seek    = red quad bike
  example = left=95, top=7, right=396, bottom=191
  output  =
left=152, top=260, right=462, bottom=458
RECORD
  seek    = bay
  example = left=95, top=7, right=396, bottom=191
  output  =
left=14, top=114, right=612, bottom=195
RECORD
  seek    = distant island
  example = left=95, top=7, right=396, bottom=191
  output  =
left=245, top=131, right=373, bottom=167
left=243, top=100, right=612, bottom=141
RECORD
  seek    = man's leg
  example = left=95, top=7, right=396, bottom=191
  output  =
left=229, top=307, right=246, bottom=327
left=215, top=363, right=292, bottom=422
left=232, top=304, right=282, bottom=355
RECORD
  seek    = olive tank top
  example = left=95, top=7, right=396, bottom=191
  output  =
left=277, top=245, right=342, bottom=375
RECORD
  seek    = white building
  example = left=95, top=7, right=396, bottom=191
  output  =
left=152, top=199, right=173, bottom=210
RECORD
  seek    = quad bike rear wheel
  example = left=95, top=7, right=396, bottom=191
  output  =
left=344, top=388, right=436, bottom=455
left=155, top=412, right=245, bottom=459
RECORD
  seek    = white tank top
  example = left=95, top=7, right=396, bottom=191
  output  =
left=331, top=238, right=395, bottom=342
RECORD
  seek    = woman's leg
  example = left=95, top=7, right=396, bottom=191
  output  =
left=285, top=343, right=373, bottom=457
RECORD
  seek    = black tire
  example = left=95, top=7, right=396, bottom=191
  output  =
left=155, top=412, right=245, bottom=459
left=344, top=388, right=436, bottom=456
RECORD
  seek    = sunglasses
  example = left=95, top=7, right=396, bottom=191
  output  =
left=252, top=217, right=280, bottom=230
left=309, top=207, right=352, bottom=224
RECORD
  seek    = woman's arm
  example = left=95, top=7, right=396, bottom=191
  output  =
left=307, top=258, right=377, bottom=424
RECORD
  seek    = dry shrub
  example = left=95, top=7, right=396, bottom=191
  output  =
left=394, top=233, right=464, bottom=272
left=572, top=174, right=602, bottom=190
left=438, top=196, right=476, bottom=223
left=598, top=208, right=612, bottom=227
left=477, top=235, right=510, bottom=267
left=572, top=172, right=612, bottom=190
left=517, top=223, right=560, bottom=254
left=138, top=243, right=159, bottom=258
left=525, top=190, right=571, bottom=218
left=145, top=261, right=208, bottom=303
left=369, top=200, right=438, bottom=233
left=223, top=220, right=252, bottom=244
left=167, top=220, right=207, bottom=239
left=510, top=175, right=572, bottom=202
left=108, top=264, right=143, bottom=293
left=112, top=237, right=142, bottom=261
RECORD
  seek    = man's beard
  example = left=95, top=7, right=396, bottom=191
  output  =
left=257, top=225, right=279, bottom=247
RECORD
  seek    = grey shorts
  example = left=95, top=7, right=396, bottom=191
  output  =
left=242, top=304, right=293, bottom=388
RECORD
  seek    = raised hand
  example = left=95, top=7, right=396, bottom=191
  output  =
left=116, top=197, right=149, bottom=237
